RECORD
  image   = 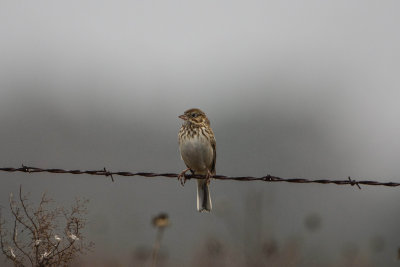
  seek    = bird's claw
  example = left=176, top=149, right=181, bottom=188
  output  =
left=178, top=173, right=187, bottom=186
left=178, top=168, right=190, bottom=186
left=205, top=170, right=213, bottom=185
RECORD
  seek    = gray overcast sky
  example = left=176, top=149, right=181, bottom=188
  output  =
left=1, top=1, right=400, bottom=266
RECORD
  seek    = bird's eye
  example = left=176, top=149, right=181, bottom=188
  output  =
left=191, top=113, right=197, bottom=118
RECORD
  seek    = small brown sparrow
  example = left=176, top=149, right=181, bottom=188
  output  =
left=178, top=108, right=216, bottom=212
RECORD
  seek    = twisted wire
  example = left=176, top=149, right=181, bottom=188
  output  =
left=0, top=165, right=399, bottom=189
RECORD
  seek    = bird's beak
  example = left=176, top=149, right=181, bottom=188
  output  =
left=179, top=114, right=188, bottom=120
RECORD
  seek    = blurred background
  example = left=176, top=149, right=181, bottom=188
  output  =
left=1, top=0, right=400, bottom=266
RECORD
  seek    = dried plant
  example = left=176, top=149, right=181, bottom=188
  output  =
left=0, top=185, right=93, bottom=266
left=151, top=213, right=169, bottom=267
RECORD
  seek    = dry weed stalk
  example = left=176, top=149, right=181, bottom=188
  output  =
left=151, top=213, right=169, bottom=267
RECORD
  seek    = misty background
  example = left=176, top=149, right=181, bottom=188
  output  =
left=1, top=1, right=400, bottom=266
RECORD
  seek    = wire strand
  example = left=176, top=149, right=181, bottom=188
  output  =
left=0, top=165, right=399, bottom=189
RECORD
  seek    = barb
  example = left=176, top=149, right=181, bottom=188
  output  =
left=0, top=166, right=399, bottom=188
left=103, top=167, right=114, bottom=182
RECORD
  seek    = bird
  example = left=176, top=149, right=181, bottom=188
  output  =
left=178, top=108, right=216, bottom=212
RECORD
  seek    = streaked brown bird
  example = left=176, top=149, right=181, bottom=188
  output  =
left=178, top=108, right=216, bottom=212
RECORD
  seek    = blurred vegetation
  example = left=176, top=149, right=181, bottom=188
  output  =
left=0, top=188, right=393, bottom=267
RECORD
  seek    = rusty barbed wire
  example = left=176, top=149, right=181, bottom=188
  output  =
left=0, top=165, right=399, bottom=189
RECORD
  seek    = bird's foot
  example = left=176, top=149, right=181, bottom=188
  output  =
left=178, top=168, right=190, bottom=186
left=205, top=170, right=213, bottom=185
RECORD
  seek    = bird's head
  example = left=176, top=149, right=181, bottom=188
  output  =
left=179, top=108, right=210, bottom=126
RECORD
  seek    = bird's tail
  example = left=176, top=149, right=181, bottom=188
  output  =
left=197, top=179, right=212, bottom=212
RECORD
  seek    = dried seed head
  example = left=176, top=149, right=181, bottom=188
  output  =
left=152, top=213, right=169, bottom=228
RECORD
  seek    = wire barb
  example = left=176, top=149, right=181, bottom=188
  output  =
left=103, top=167, right=114, bottom=182
left=348, top=176, right=361, bottom=190
left=0, top=165, right=399, bottom=188
left=21, top=164, right=30, bottom=173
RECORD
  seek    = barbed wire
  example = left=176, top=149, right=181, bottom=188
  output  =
left=1, top=165, right=400, bottom=189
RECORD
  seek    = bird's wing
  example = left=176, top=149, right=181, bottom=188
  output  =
left=210, top=135, right=216, bottom=175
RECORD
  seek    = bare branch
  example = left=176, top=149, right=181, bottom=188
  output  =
left=9, top=194, right=35, bottom=240
left=12, top=218, right=34, bottom=266
left=19, top=185, right=39, bottom=239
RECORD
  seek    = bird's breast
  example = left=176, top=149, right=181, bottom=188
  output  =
left=179, top=133, right=213, bottom=174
